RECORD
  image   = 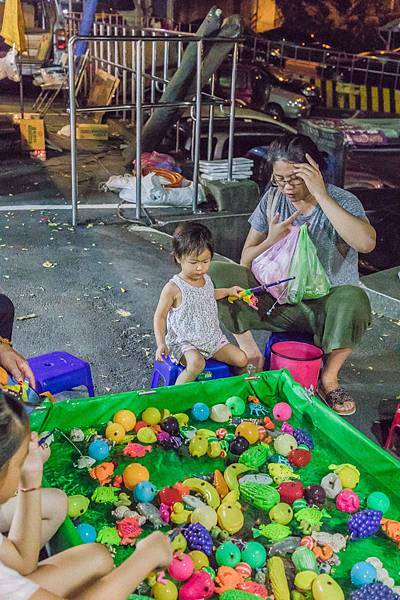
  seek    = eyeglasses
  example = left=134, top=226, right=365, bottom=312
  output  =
left=271, top=174, right=304, bottom=188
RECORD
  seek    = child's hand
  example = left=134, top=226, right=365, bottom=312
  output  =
left=136, top=531, right=173, bottom=569
left=227, top=286, right=244, bottom=298
left=156, top=344, right=169, bottom=362
left=20, top=433, right=43, bottom=489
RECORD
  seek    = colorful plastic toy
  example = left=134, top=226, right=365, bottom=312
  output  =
left=210, top=404, right=232, bottom=423
left=216, top=542, right=241, bottom=568
left=367, top=492, right=391, bottom=514
left=136, top=502, right=163, bottom=529
left=224, top=464, right=251, bottom=491
left=267, top=557, right=291, bottom=600
left=116, top=516, right=142, bottom=545
left=268, top=463, right=299, bottom=484
left=123, top=442, right=152, bottom=458
left=191, top=403, right=210, bottom=422
left=96, top=526, right=121, bottom=546
left=294, top=507, right=331, bottom=534
left=269, top=502, right=293, bottom=525
left=168, top=553, right=194, bottom=581
left=188, top=550, right=209, bottom=571
left=190, top=505, right=218, bottom=531
left=292, top=428, right=314, bottom=450
left=278, top=481, right=305, bottom=504
left=351, top=561, right=377, bottom=587
left=292, top=545, right=319, bottom=573
left=304, top=485, right=326, bottom=507
left=320, top=473, right=342, bottom=500
left=239, top=444, right=270, bottom=469
left=113, top=409, right=136, bottom=431
left=67, top=495, right=90, bottom=518
left=288, top=448, right=311, bottom=467
left=348, top=509, right=383, bottom=540
left=336, top=489, right=360, bottom=513
left=254, top=522, right=291, bottom=542
left=179, top=571, right=215, bottom=600
left=105, top=422, right=126, bottom=442
left=189, top=434, right=209, bottom=458
left=137, top=427, right=157, bottom=444
left=239, top=482, right=280, bottom=512
left=153, top=579, right=178, bottom=600
left=76, top=523, right=96, bottom=543
left=133, top=481, right=157, bottom=503
left=91, top=486, right=119, bottom=504
left=235, top=422, right=259, bottom=445
left=273, top=402, right=292, bottom=421
left=217, top=497, right=244, bottom=534
left=171, top=502, right=192, bottom=525
left=183, top=523, right=213, bottom=555
left=123, top=463, right=150, bottom=490
left=225, top=396, right=246, bottom=417
left=381, top=518, right=400, bottom=547
left=87, top=439, right=109, bottom=461
left=142, top=407, right=162, bottom=425
left=161, top=416, right=180, bottom=435
left=240, top=541, right=266, bottom=569
left=229, top=436, right=249, bottom=456
left=89, top=461, right=115, bottom=486
left=183, top=478, right=220, bottom=509
left=329, top=463, right=360, bottom=489
left=350, top=583, right=400, bottom=600
left=214, top=566, right=244, bottom=594
left=312, top=574, right=344, bottom=600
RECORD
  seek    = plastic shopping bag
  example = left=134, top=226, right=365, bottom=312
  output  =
left=251, top=225, right=300, bottom=304
left=287, top=224, right=331, bottom=304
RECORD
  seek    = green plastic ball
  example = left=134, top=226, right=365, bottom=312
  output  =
left=216, top=541, right=241, bottom=567
left=367, top=491, right=390, bottom=514
left=225, top=396, right=246, bottom=417
left=241, top=541, right=267, bottom=569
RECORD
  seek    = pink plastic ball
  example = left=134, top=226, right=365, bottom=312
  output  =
left=273, top=402, right=292, bottom=422
left=336, top=489, right=360, bottom=513
left=168, top=553, right=194, bottom=582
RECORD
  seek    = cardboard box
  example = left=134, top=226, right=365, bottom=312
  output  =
left=76, top=123, right=109, bottom=141
left=13, top=112, right=40, bottom=124
left=19, top=119, right=45, bottom=151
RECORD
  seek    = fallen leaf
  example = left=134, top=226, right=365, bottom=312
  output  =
left=116, top=309, right=131, bottom=318
left=42, top=261, right=57, bottom=268
left=120, top=288, right=127, bottom=293
left=16, top=314, right=37, bottom=321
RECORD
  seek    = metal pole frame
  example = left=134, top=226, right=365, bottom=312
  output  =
left=68, top=38, right=78, bottom=228
left=192, top=41, right=203, bottom=214
left=227, top=42, right=238, bottom=182
left=135, top=39, right=143, bottom=221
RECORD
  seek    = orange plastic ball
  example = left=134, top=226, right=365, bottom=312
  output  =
left=235, top=421, right=259, bottom=445
left=123, top=463, right=150, bottom=490
left=105, top=422, right=126, bottom=442
left=113, top=410, right=136, bottom=432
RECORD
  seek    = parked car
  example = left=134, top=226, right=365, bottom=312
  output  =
left=268, top=66, right=321, bottom=106
left=214, top=63, right=312, bottom=121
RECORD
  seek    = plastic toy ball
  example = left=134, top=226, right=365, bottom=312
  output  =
left=225, top=396, right=246, bottom=416
left=137, top=427, right=157, bottom=444
left=88, top=439, right=109, bottom=461
left=235, top=421, right=259, bottom=445
left=273, top=402, right=292, bottom=421
left=215, top=541, right=241, bottom=568
left=142, top=407, right=162, bottom=426
left=241, top=541, right=267, bottom=569
left=336, top=489, right=360, bottom=513
left=76, top=523, right=97, bottom=544
left=105, top=422, right=126, bottom=443
left=269, top=502, right=293, bottom=525
left=168, top=553, right=194, bottom=581
left=153, top=580, right=178, bottom=600
left=366, top=491, right=390, bottom=514
left=188, top=550, right=209, bottom=570
left=351, top=561, right=377, bottom=587
left=113, top=409, right=136, bottom=432
left=133, top=481, right=157, bottom=503
left=123, top=463, right=150, bottom=490
left=191, top=403, right=210, bottom=422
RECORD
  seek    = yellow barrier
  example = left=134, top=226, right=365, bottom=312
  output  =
left=315, top=78, right=400, bottom=114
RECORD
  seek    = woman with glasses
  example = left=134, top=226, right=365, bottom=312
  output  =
left=209, top=133, right=376, bottom=416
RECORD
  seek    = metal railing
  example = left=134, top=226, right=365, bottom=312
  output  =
left=68, top=30, right=240, bottom=227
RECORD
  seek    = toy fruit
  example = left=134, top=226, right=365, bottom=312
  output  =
left=190, top=506, right=218, bottom=531
left=189, top=434, right=209, bottom=458
left=171, top=534, right=188, bottom=553
left=329, top=463, right=360, bottom=489
left=239, top=482, right=280, bottom=512
left=348, top=509, right=383, bottom=540
left=216, top=542, right=241, bottom=568
left=183, top=523, right=213, bottom=556
left=292, top=428, right=314, bottom=450
left=210, top=404, right=232, bottom=423
left=288, top=448, right=311, bottom=467
left=188, top=551, right=209, bottom=570
left=267, top=556, right=290, bottom=600
left=217, top=498, right=244, bottom=534
left=137, top=427, right=157, bottom=444
left=168, top=553, right=194, bottom=581
left=312, top=574, right=344, bottom=600
left=367, top=491, right=390, bottom=514
left=105, top=422, right=126, bottom=442
left=351, top=562, right=377, bottom=587
left=229, top=436, right=249, bottom=456
left=273, top=402, right=292, bottom=421
left=183, top=478, right=220, bottom=509
left=380, top=518, right=400, bottom=546
left=224, top=463, right=251, bottom=491
left=88, top=439, right=109, bottom=461
left=241, top=541, right=266, bottom=569
left=350, top=583, right=399, bottom=599
left=292, top=546, right=319, bottom=573
left=153, top=579, right=178, bottom=600
left=191, top=403, right=210, bottom=422
left=235, top=563, right=252, bottom=579
left=123, top=463, right=150, bottom=490
left=336, top=489, right=360, bottom=513
left=269, top=502, right=293, bottom=525
left=304, top=485, right=326, bottom=507
left=113, top=409, right=136, bottom=432
left=76, top=523, right=96, bottom=543
left=142, top=407, right=161, bottom=425
left=294, top=570, right=318, bottom=593
left=68, top=494, right=90, bottom=518
left=161, top=416, right=180, bottom=436
left=225, top=396, right=246, bottom=416
left=278, top=481, right=305, bottom=504
left=239, top=444, right=271, bottom=469
left=274, top=434, right=298, bottom=457
left=320, top=473, right=342, bottom=499
left=179, top=571, right=215, bottom=600
left=214, top=470, right=229, bottom=498
left=133, top=481, right=157, bottom=503
left=235, top=422, right=259, bottom=445
left=254, top=523, right=291, bottom=542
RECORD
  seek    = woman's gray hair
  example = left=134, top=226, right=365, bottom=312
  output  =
left=267, top=133, right=325, bottom=170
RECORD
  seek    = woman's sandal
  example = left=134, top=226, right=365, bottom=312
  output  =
left=318, top=387, right=357, bottom=416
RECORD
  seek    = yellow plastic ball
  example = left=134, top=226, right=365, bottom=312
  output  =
left=142, top=407, right=162, bottom=426
left=235, top=421, right=259, bottom=444
left=153, top=580, right=178, bottom=600
left=105, top=422, right=126, bottom=442
left=137, top=427, right=157, bottom=444
left=189, top=550, right=209, bottom=570
left=123, top=463, right=149, bottom=490
left=113, top=410, right=136, bottom=432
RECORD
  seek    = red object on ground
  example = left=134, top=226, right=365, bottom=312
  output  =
left=385, top=403, right=400, bottom=451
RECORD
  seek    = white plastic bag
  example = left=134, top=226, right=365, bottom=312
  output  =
left=0, top=47, right=20, bottom=82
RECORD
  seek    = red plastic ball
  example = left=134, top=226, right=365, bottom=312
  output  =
left=278, top=481, right=305, bottom=504
left=288, top=448, right=311, bottom=467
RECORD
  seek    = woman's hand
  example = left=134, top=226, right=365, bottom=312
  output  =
left=0, top=344, right=35, bottom=388
left=293, top=153, right=327, bottom=201
left=267, top=211, right=300, bottom=247
left=20, top=433, right=43, bottom=489
left=155, top=343, right=169, bottom=362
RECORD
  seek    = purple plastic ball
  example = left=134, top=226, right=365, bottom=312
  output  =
left=183, top=523, right=213, bottom=556
left=292, top=428, right=314, bottom=450
left=161, top=416, right=180, bottom=436
left=350, top=583, right=400, bottom=599
left=348, top=509, right=383, bottom=540
left=304, top=485, right=326, bottom=507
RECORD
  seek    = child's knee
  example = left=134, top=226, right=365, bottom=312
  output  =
left=237, top=350, right=248, bottom=369
left=187, top=355, right=206, bottom=374
left=87, top=543, right=114, bottom=574
left=43, top=488, right=68, bottom=524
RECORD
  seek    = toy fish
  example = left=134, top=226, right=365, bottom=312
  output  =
left=381, top=518, right=400, bottom=547
left=137, top=502, right=163, bottom=529
left=269, top=536, right=301, bottom=556
left=253, top=522, right=291, bottom=542
left=123, top=442, right=152, bottom=458
left=238, top=474, right=273, bottom=485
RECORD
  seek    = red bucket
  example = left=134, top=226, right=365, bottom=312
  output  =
left=270, top=341, right=323, bottom=390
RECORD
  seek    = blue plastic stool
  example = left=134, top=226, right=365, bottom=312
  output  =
left=264, top=332, right=314, bottom=370
left=28, top=351, right=95, bottom=397
left=150, top=355, right=233, bottom=387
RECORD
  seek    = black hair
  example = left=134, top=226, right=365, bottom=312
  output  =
left=0, top=391, right=29, bottom=473
left=172, top=222, right=214, bottom=263
left=267, top=133, right=325, bottom=170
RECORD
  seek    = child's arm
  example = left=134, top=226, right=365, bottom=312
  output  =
left=0, top=434, right=43, bottom=575
left=215, top=286, right=244, bottom=301
left=153, top=282, right=176, bottom=361
left=29, top=532, right=173, bottom=600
